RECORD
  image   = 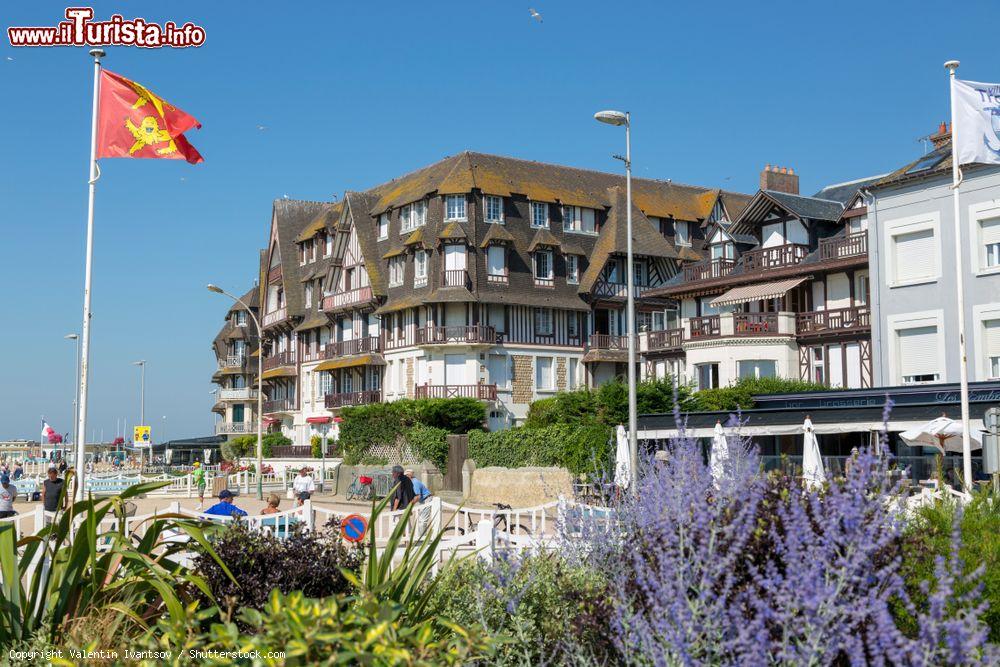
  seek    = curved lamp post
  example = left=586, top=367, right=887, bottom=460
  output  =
left=208, top=284, right=264, bottom=499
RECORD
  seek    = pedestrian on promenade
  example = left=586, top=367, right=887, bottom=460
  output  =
left=41, top=466, right=66, bottom=514
left=391, top=465, right=415, bottom=511
left=193, top=461, right=207, bottom=508
left=203, top=489, right=247, bottom=518
left=292, top=467, right=315, bottom=506
left=0, top=473, right=17, bottom=519
left=260, top=493, right=281, bottom=515
left=405, top=469, right=432, bottom=534
left=12, top=462, right=23, bottom=480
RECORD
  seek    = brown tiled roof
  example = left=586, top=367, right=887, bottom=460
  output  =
left=561, top=241, right=587, bottom=255
left=293, top=315, right=329, bottom=332
left=478, top=291, right=590, bottom=311
left=527, top=228, right=562, bottom=251
left=344, top=191, right=387, bottom=297
left=578, top=186, right=678, bottom=293
left=375, top=295, right=427, bottom=315
left=427, top=287, right=478, bottom=304
left=295, top=201, right=343, bottom=242
left=403, top=228, right=429, bottom=248
left=437, top=221, right=469, bottom=242
left=479, top=224, right=515, bottom=247
left=382, top=246, right=405, bottom=259
left=269, top=199, right=328, bottom=321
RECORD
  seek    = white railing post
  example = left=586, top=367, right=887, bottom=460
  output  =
left=304, top=499, right=314, bottom=532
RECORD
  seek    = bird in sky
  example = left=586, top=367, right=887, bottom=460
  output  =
left=5, top=57, right=13, bottom=61
left=529, top=8, right=542, bottom=23
left=256, top=124, right=267, bottom=131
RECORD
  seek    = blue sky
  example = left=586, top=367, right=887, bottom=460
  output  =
left=0, top=0, right=996, bottom=441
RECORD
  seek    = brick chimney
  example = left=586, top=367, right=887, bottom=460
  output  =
left=760, top=164, right=799, bottom=195
left=930, top=121, right=951, bottom=149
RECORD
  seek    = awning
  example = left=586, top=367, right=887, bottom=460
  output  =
left=710, top=276, right=809, bottom=307
left=639, top=419, right=986, bottom=440
left=262, top=367, right=298, bottom=380
left=313, top=354, right=385, bottom=371
left=306, top=416, right=332, bottom=424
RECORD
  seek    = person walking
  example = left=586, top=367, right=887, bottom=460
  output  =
left=41, top=466, right=66, bottom=515
left=292, top=467, right=315, bottom=506
left=192, top=461, right=207, bottom=508
left=12, top=462, right=23, bottom=481
left=391, top=465, right=415, bottom=511
left=405, top=469, right=432, bottom=535
left=203, top=489, right=247, bottom=518
left=405, top=469, right=431, bottom=503
left=0, top=474, right=17, bottom=519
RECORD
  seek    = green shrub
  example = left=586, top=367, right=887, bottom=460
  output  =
left=690, top=376, right=831, bottom=411
left=897, top=490, right=1000, bottom=641
left=525, top=388, right=600, bottom=428
left=406, top=424, right=450, bottom=470
left=426, top=554, right=613, bottom=665
left=468, top=423, right=611, bottom=475
left=414, top=397, right=486, bottom=433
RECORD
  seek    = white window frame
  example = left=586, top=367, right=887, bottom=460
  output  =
left=414, top=250, right=428, bottom=287
left=696, top=362, right=719, bottom=390
left=886, top=310, right=945, bottom=385
left=304, top=283, right=313, bottom=308
left=388, top=257, right=405, bottom=287
left=484, top=195, right=504, bottom=223
left=378, top=213, right=389, bottom=240
left=566, top=254, right=579, bottom=284
left=567, top=311, right=579, bottom=338
left=534, top=250, right=553, bottom=281
left=968, top=200, right=1000, bottom=276
left=562, top=205, right=579, bottom=232
left=445, top=195, right=467, bottom=222
left=883, top=212, right=941, bottom=288
left=235, top=311, right=248, bottom=327
left=534, top=308, right=554, bottom=336
left=531, top=202, right=549, bottom=228
left=487, top=245, right=506, bottom=277
left=737, top=360, right=777, bottom=379
left=972, top=302, right=1000, bottom=381
left=674, top=220, right=691, bottom=246
left=535, top=356, right=554, bottom=391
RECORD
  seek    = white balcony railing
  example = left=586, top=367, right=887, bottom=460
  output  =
left=262, top=306, right=288, bottom=328
left=215, top=422, right=254, bottom=435
left=219, top=387, right=258, bottom=401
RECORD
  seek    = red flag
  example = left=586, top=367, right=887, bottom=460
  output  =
left=96, top=69, right=204, bottom=164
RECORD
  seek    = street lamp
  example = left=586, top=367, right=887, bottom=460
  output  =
left=65, top=334, right=80, bottom=460
left=594, top=109, right=639, bottom=497
left=132, top=360, right=146, bottom=468
left=208, top=283, right=265, bottom=500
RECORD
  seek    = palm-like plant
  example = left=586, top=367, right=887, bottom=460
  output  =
left=0, top=477, right=231, bottom=645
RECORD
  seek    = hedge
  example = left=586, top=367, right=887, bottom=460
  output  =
left=221, top=433, right=291, bottom=461
left=404, top=425, right=450, bottom=470
left=468, top=423, right=612, bottom=475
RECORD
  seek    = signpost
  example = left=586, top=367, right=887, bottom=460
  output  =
left=340, top=514, right=368, bottom=543
left=134, top=425, right=150, bottom=469
left=983, top=407, right=1000, bottom=493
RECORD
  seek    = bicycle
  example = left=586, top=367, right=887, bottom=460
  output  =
left=440, top=502, right=534, bottom=538
left=346, top=473, right=374, bottom=501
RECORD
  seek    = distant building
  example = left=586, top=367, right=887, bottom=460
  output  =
left=210, top=286, right=261, bottom=440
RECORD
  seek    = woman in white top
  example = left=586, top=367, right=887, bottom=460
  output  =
left=292, top=467, right=315, bottom=506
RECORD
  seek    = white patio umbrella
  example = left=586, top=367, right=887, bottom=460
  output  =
left=709, top=420, right=729, bottom=483
left=900, top=415, right=982, bottom=454
left=614, top=424, right=632, bottom=490
left=802, top=416, right=826, bottom=489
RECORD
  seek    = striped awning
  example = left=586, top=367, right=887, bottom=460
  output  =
left=313, top=354, right=385, bottom=372
left=710, top=276, right=809, bottom=307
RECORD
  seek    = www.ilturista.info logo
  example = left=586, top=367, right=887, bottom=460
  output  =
left=7, top=7, right=205, bottom=48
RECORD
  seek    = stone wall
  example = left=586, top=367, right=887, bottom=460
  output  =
left=556, top=357, right=567, bottom=391
left=467, top=465, right=573, bottom=506
left=511, top=355, right=533, bottom=404
left=406, top=357, right=414, bottom=399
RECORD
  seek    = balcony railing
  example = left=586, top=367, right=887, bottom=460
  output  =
left=818, top=232, right=867, bottom=261
left=689, top=315, right=721, bottom=338
left=262, top=306, right=288, bottom=328
left=733, top=312, right=780, bottom=335
left=647, top=328, right=684, bottom=351
left=741, top=243, right=809, bottom=272
left=321, top=285, right=375, bottom=311
left=414, top=384, right=497, bottom=400
left=219, top=354, right=246, bottom=369
left=796, top=306, right=870, bottom=335
left=683, top=259, right=736, bottom=282
left=592, top=282, right=650, bottom=299
left=588, top=334, right=629, bottom=350
left=219, top=387, right=258, bottom=401
left=324, top=336, right=381, bottom=358
left=416, top=325, right=497, bottom=345
left=442, top=269, right=471, bottom=288
left=263, top=398, right=295, bottom=413
left=263, top=350, right=296, bottom=371
left=324, top=390, right=381, bottom=408
left=215, top=422, right=254, bottom=435
left=271, top=444, right=335, bottom=458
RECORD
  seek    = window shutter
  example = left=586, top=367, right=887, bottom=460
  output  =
left=893, top=229, right=936, bottom=282
left=984, top=319, right=1000, bottom=358
left=981, top=217, right=1000, bottom=245
left=898, top=325, right=939, bottom=377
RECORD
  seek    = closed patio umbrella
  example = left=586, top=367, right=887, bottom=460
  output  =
left=709, top=420, right=729, bottom=483
left=614, top=424, right=631, bottom=490
left=900, top=415, right=982, bottom=454
left=802, top=416, right=826, bottom=489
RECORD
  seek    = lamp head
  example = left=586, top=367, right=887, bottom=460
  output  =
left=64, top=334, right=79, bottom=340
left=594, top=110, right=628, bottom=126
left=132, top=360, right=145, bottom=367
left=944, top=59, right=960, bottom=72
left=206, top=284, right=224, bottom=294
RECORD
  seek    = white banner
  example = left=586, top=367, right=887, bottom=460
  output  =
left=953, top=78, right=1000, bottom=166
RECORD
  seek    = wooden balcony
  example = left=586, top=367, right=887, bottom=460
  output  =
left=741, top=243, right=809, bottom=272
left=263, top=350, right=296, bottom=371
left=796, top=306, right=870, bottom=337
left=592, top=282, right=651, bottom=299
left=647, top=328, right=684, bottom=352
left=218, top=387, right=258, bottom=401
left=263, top=398, right=295, bottom=413
left=689, top=315, right=721, bottom=339
left=262, top=306, right=288, bottom=328
left=683, top=259, right=736, bottom=282
left=219, top=354, right=246, bottom=369
left=416, top=325, right=497, bottom=345
left=324, top=390, right=381, bottom=408
left=588, top=334, right=629, bottom=350
left=321, top=285, right=375, bottom=311
left=442, top=269, right=470, bottom=289
left=215, top=422, right=254, bottom=435
left=818, top=232, right=867, bottom=261
left=414, top=384, right=497, bottom=400
left=733, top=312, right=780, bottom=335
left=324, top=336, right=381, bottom=358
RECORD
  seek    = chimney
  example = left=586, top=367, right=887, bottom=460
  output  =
left=930, top=121, right=951, bottom=149
left=760, top=164, right=799, bottom=195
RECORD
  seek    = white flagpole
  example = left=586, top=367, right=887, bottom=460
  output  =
left=74, top=48, right=105, bottom=500
left=945, top=59, right=974, bottom=492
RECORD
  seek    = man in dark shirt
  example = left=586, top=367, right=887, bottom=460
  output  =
left=391, top=465, right=415, bottom=510
left=42, top=466, right=65, bottom=513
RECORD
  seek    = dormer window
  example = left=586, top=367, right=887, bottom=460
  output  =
left=445, top=195, right=467, bottom=221
left=484, top=195, right=504, bottom=223
left=323, top=233, right=333, bottom=257
left=562, top=206, right=596, bottom=233
left=388, top=257, right=405, bottom=287
left=401, top=200, right=428, bottom=232
left=531, top=202, right=549, bottom=228
left=566, top=255, right=579, bottom=284
left=710, top=242, right=735, bottom=260
left=378, top=213, right=389, bottom=239
left=414, top=250, right=429, bottom=287
left=674, top=220, right=691, bottom=246
left=487, top=245, right=507, bottom=283
left=234, top=311, right=248, bottom=327
left=533, top=249, right=554, bottom=287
